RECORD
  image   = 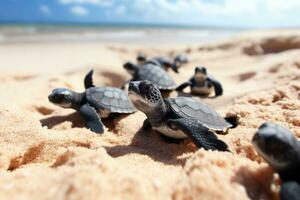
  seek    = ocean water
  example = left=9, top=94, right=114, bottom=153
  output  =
left=0, top=24, right=242, bottom=44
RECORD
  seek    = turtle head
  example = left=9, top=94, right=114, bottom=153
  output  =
left=128, top=81, right=164, bottom=113
left=252, top=122, right=299, bottom=172
left=195, top=66, right=207, bottom=75
left=48, top=88, right=78, bottom=109
left=194, top=67, right=207, bottom=81
left=137, top=53, right=146, bottom=64
left=123, top=62, right=139, bottom=76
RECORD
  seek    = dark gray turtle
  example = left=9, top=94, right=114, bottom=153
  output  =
left=176, top=66, right=223, bottom=97
left=48, top=70, right=136, bottom=133
left=123, top=62, right=176, bottom=90
left=252, top=122, right=300, bottom=200
left=128, top=80, right=232, bottom=151
left=174, top=54, right=188, bottom=66
left=136, top=53, right=188, bottom=73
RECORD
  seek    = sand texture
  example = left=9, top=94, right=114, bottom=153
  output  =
left=0, top=31, right=299, bottom=200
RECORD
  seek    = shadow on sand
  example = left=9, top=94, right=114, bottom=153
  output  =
left=104, top=127, right=194, bottom=166
left=40, top=111, right=130, bottom=131
left=40, top=112, right=85, bottom=129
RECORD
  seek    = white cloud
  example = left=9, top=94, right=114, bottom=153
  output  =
left=131, top=0, right=259, bottom=17
left=55, top=0, right=300, bottom=27
left=148, top=0, right=277, bottom=15
left=70, top=5, right=89, bottom=16
left=126, top=0, right=300, bottom=26
left=39, top=5, right=50, bottom=15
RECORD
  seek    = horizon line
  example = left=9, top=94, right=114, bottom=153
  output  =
left=0, top=20, right=252, bottom=30
left=1, top=20, right=300, bottom=30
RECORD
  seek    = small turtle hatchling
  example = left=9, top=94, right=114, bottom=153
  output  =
left=123, top=62, right=176, bottom=90
left=252, top=122, right=300, bottom=200
left=174, top=54, right=189, bottom=66
left=48, top=70, right=136, bottom=133
left=136, top=53, right=188, bottom=73
left=128, top=80, right=232, bottom=151
left=176, top=66, right=223, bottom=97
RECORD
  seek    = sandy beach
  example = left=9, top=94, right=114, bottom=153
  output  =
left=0, top=29, right=299, bottom=200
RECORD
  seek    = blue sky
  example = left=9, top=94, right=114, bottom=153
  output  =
left=1, top=0, right=300, bottom=28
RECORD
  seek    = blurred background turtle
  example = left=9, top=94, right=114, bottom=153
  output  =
left=176, top=66, right=223, bottom=97
left=136, top=53, right=188, bottom=73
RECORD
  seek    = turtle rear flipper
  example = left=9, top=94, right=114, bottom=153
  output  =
left=207, top=75, right=223, bottom=97
left=84, top=70, right=95, bottom=89
left=280, top=181, right=300, bottom=200
left=80, top=103, right=104, bottom=133
left=167, top=118, right=229, bottom=152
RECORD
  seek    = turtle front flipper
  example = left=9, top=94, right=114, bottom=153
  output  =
left=142, top=119, right=152, bottom=130
left=207, top=75, right=223, bottom=97
left=280, top=181, right=300, bottom=200
left=167, top=118, right=229, bottom=151
left=79, top=103, right=104, bottom=133
left=84, top=70, right=95, bottom=89
left=176, top=81, right=192, bottom=91
left=170, top=63, right=179, bottom=73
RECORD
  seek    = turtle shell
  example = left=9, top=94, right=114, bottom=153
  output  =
left=166, top=97, right=232, bottom=131
left=86, top=87, right=136, bottom=113
left=146, top=59, right=161, bottom=66
left=136, top=64, right=176, bottom=90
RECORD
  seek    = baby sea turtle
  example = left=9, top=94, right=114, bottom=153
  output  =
left=128, top=80, right=232, bottom=151
left=176, top=67, right=223, bottom=97
left=252, top=122, right=300, bottom=200
left=48, top=70, right=136, bottom=133
left=174, top=54, right=189, bottom=66
left=123, top=62, right=176, bottom=90
left=136, top=53, right=188, bottom=73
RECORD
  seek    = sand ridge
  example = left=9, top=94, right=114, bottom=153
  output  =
left=0, top=31, right=299, bottom=200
